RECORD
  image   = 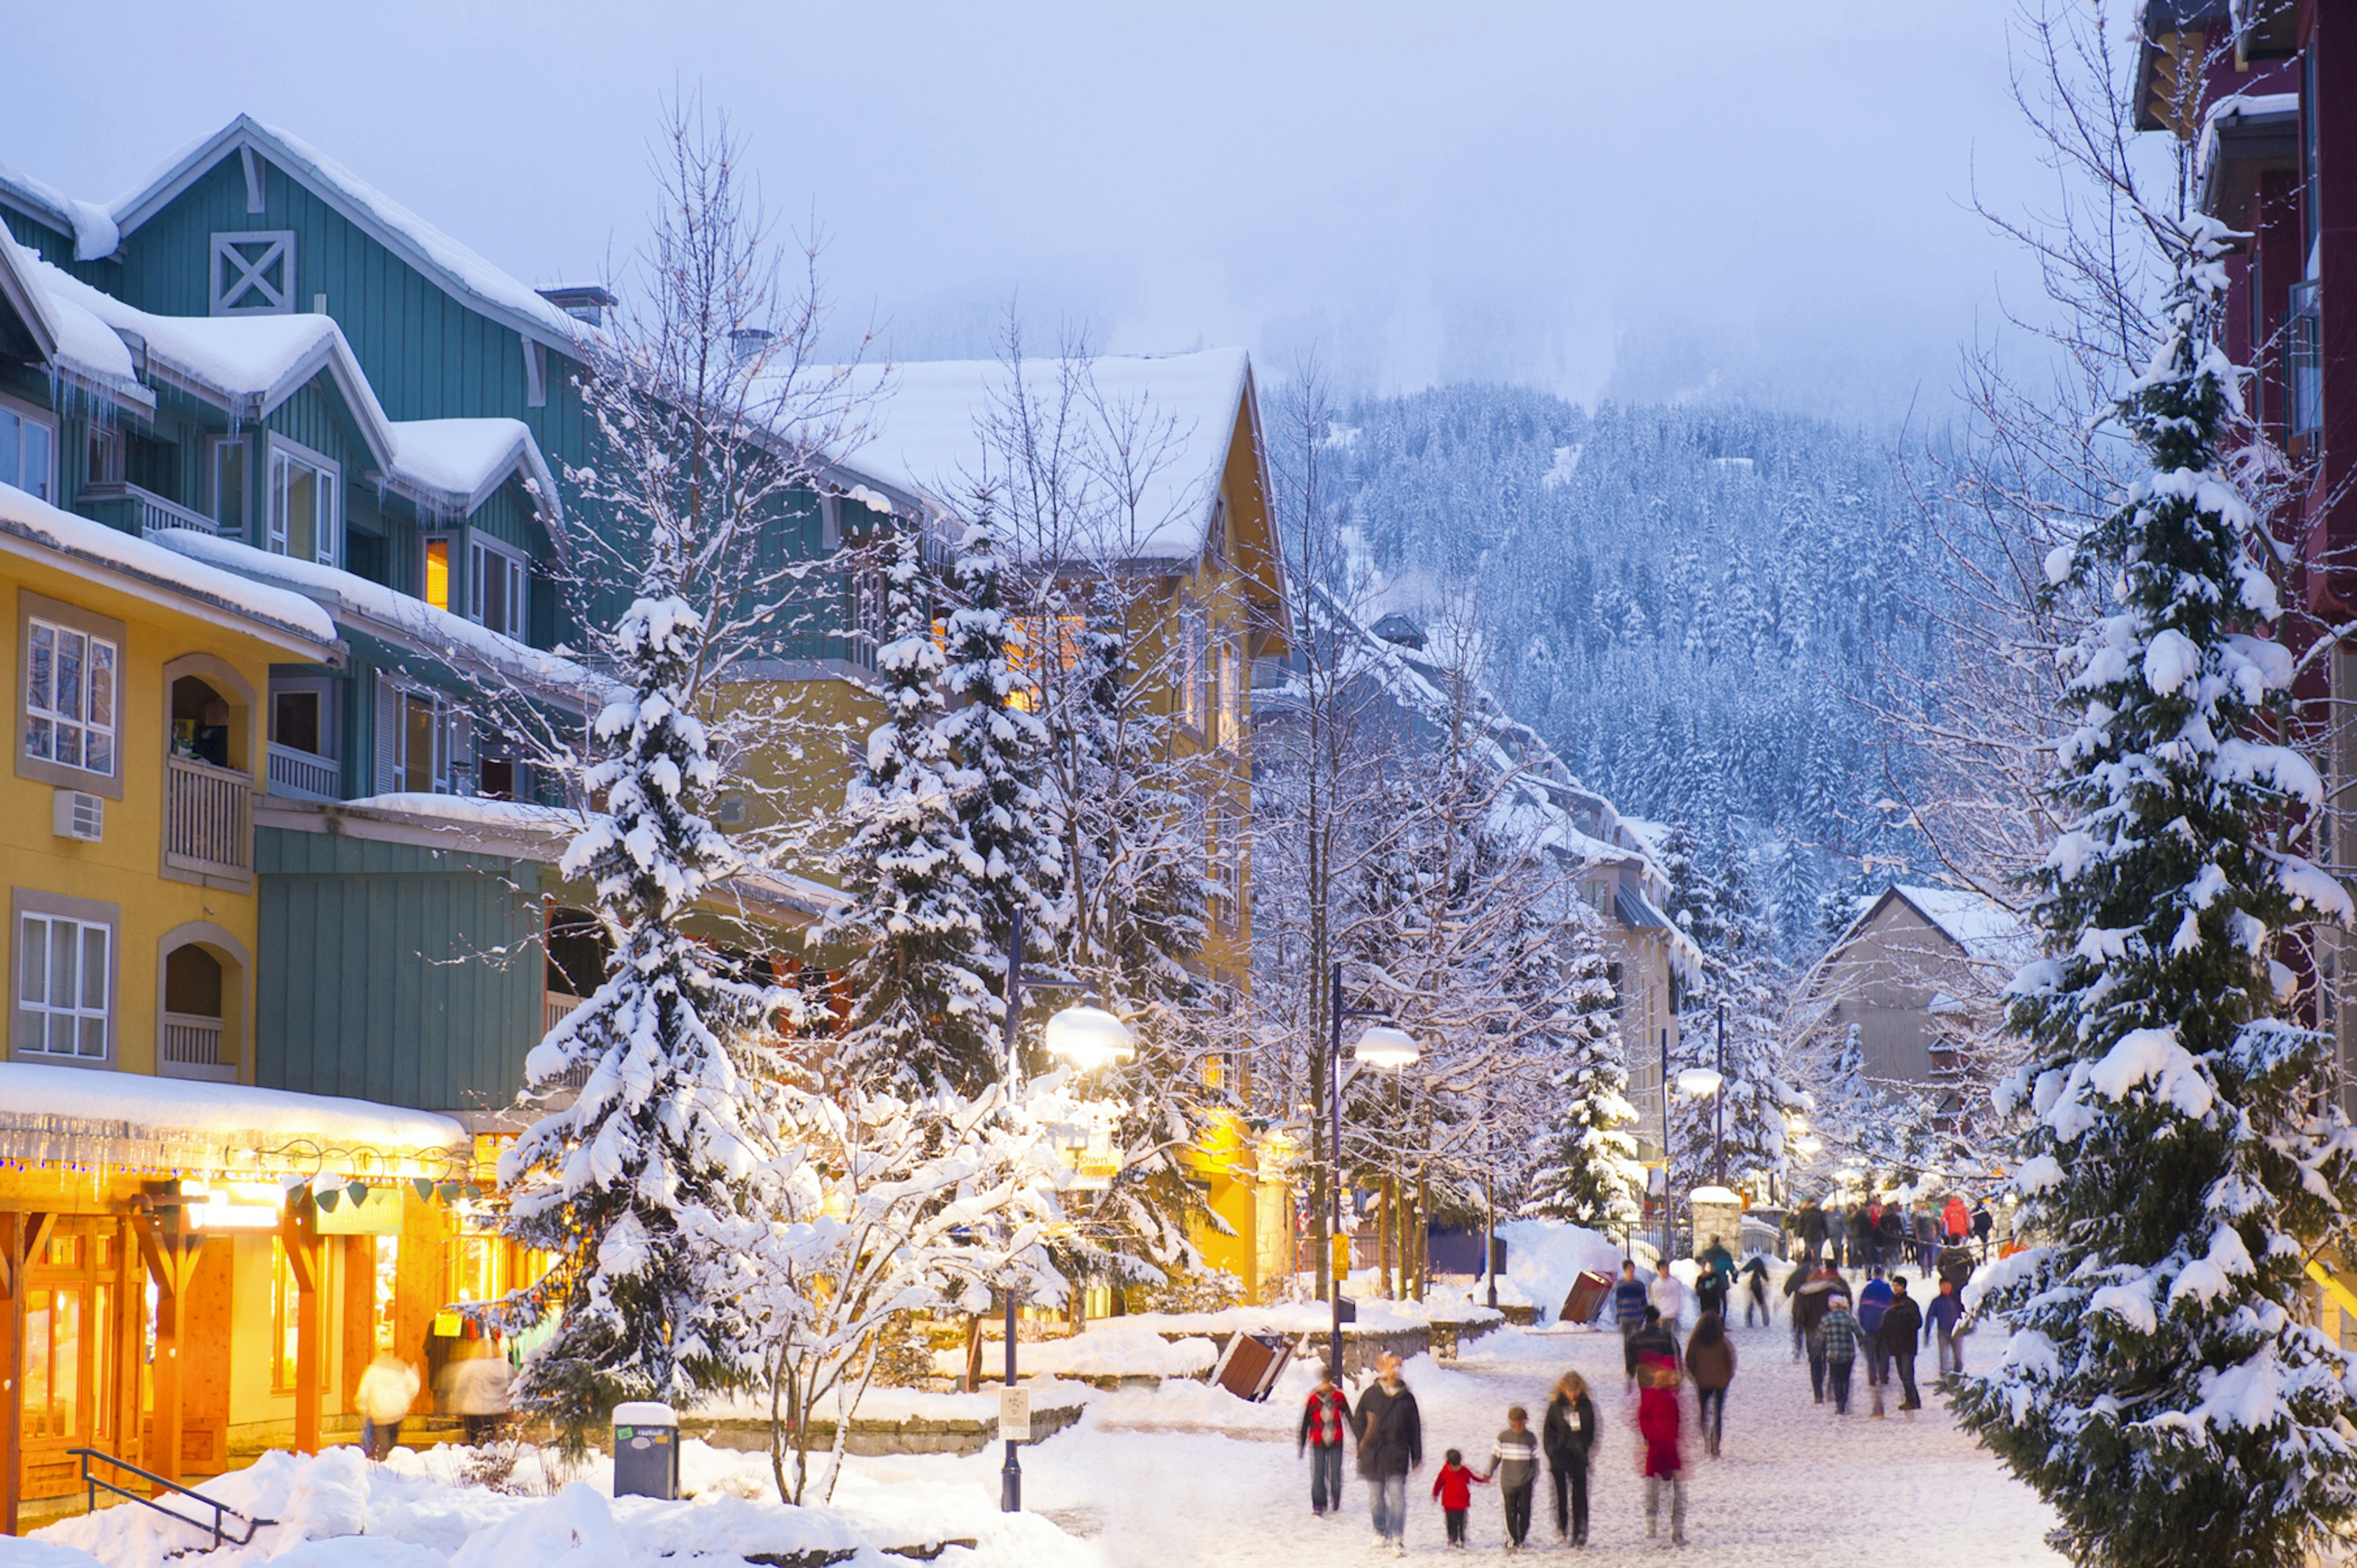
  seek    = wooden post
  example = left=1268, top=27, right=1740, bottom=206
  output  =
left=4, top=1213, right=55, bottom=1537
left=281, top=1209, right=323, bottom=1454
left=134, top=1211, right=196, bottom=1488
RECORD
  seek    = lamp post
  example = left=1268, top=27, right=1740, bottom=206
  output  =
left=1329, top=962, right=1418, bottom=1386
left=997, top=905, right=1134, bottom=1515
left=1714, top=999, right=1727, bottom=1189
left=1674, top=1062, right=1725, bottom=1266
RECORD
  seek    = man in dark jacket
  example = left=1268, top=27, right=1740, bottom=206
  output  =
left=1971, top=1201, right=1995, bottom=1260
left=1541, top=1372, right=1598, bottom=1546
left=1927, top=1278, right=1968, bottom=1385
left=1798, top=1200, right=1828, bottom=1261
left=1614, top=1260, right=1650, bottom=1383
left=1355, top=1352, right=1422, bottom=1550
left=1628, top=1305, right=1679, bottom=1372
left=1882, top=1277, right=1925, bottom=1410
left=1793, top=1264, right=1842, bottom=1402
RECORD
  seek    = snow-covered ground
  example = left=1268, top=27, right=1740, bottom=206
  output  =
left=15, top=1292, right=2062, bottom=1568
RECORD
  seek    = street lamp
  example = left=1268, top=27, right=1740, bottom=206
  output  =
left=1328, top=964, right=1418, bottom=1387
left=997, top=906, right=1132, bottom=1514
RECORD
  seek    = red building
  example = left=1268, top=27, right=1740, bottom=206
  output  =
left=2138, top=0, right=2357, bottom=1100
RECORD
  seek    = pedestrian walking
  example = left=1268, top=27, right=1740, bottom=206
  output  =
left=1636, top=1348, right=1687, bottom=1545
left=355, top=1350, right=420, bottom=1461
left=446, top=1343, right=513, bottom=1445
left=1614, top=1260, right=1649, bottom=1384
left=1816, top=1293, right=1867, bottom=1415
left=1686, top=1310, right=1737, bottom=1458
left=1798, top=1199, right=1828, bottom=1261
left=1482, top=1405, right=1540, bottom=1550
left=1942, top=1192, right=1972, bottom=1250
left=1912, top=1207, right=1938, bottom=1275
left=1299, top=1364, right=1352, bottom=1516
left=1433, top=1448, right=1485, bottom=1547
left=1793, top=1262, right=1841, bottom=1401
left=1700, top=1234, right=1735, bottom=1289
left=1927, top=1278, right=1968, bottom=1385
left=1695, top=1262, right=1729, bottom=1323
left=1847, top=1203, right=1870, bottom=1270
left=1864, top=1197, right=1885, bottom=1270
left=1971, top=1200, right=1995, bottom=1261
left=1883, top=1277, right=1925, bottom=1412
left=1781, top=1256, right=1810, bottom=1359
left=1649, top=1263, right=1686, bottom=1330
left=1541, top=1372, right=1596, bottom=1546
left=1740, top=1253, right=1771, bottom=1327
left=1355, top=1353, right=1424, bottom=1553
left=1630, top=1305, right=1680, bottom=1373
left=1855, top=1266, right=1894, bottom=1418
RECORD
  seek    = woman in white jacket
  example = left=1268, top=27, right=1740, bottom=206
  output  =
left=355, top=1351, right=420, bottom=1460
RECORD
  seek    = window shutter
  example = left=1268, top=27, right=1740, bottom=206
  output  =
left=373, top=673, right=398, bottom=795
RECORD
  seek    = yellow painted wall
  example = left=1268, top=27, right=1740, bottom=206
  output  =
left=0, top=537, right=312, bottom=1083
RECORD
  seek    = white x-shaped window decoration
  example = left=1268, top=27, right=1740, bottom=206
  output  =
left=211, top=231, right=296, bottom=315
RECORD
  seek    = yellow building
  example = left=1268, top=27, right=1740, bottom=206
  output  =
left=0, top=479, right=488, bottom=1530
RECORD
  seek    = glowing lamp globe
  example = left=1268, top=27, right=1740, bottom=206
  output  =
left=1676, top=1067, right=1724, bottom=1098
left=1352, top=1024, right=1421, bottom=1070
left=1042, top=1005, right=1136, bottom=1069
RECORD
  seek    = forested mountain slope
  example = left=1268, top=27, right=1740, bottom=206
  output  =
left=1329, top=385, right=1933, bottom=952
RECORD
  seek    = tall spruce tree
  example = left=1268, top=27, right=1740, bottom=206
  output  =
left=826, top=528, right=998, bottom=1093
left=1523, top=916, right=1644, bottom=1235
left=1953, top=219, right=2357, bottom=1568
left=494, top=570, right=782, bottom=1443
left=939, top=508, right=1061, bottom=971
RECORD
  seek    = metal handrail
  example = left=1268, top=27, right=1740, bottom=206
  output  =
left=67, top=1446, right=274, bottom=1550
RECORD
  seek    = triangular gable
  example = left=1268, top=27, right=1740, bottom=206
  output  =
left=0, top=234, right=152, bottom=414
left=107, top=116, right=582, bottom=354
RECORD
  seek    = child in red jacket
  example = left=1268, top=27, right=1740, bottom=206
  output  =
left=1433, top=1447, right=1488, bottom=1547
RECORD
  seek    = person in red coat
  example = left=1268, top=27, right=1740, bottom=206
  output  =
left=1636, top=1350, right=1687, bottom=1545
left=1298, top=1365, right=1352, bottom=1516
left=1431, top=1447, right=1487, bottom=1547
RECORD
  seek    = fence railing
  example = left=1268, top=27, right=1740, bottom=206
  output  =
left=80, top=481, right=219, bottom=540
left=164, top=755, right=251, bottom=878
left=267, top=742, right=339, bottom=801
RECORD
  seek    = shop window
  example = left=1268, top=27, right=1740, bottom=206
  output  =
left=23, top=1286, right=79, bottom=1437
left=270, top=1237, right=300, bottom=1392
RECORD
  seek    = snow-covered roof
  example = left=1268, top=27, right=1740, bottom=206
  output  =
left=152, top=530, right=597, bottom=701
left=106, top=117, right=584, bottom=349
left=0, top=479, right=336, bottom=649
left=0, top=1059, right=466, bottom=1176
left=387, top=418, right=565, bottom=531
left=0, top=233, right=151, bottom=412
left=818, top=349, right=1252, bottom=563
left=0, top=155, right=118, bottom=261
left=1887, top=884, right=2035, bottom=965
left=335, top=794, right=848, bottom=919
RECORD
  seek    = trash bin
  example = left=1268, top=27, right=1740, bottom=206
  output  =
left=612, top=1401, right=678, bottom=1500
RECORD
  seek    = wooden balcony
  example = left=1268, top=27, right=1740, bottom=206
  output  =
left=160, top=1012, right=231, bottom=1083
left=164, top=754, right=252, bottom=881
left=267, top=742, right=339, bottom=801
left=544, top=992, right=591, bottom=1089
left=80, top=481, right=219, bottom=541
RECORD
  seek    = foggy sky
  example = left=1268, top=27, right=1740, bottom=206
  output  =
left=6, top=2, right=2058, bottom=423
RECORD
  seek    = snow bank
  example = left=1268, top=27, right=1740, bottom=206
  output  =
left=1015, top=1325, right=1217, bottom=1379
left=0, top=481, right=335, bottom=646
left=1492, top=1218, right=1629, bottom=1323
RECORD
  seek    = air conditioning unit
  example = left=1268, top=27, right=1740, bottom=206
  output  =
left=53, top=789, right=103, bottom=843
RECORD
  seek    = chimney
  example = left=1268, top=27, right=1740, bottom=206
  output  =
left=535, top=284, right=617, bottom=326
left=730, top=328, right=776, bottom=368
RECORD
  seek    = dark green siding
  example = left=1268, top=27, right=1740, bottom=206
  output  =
left=256, top=827, right=544, bottom=1111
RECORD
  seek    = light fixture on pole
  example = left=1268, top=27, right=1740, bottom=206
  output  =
left=1328, top=965, right=1418, bottom=1387
left=996, top=906, right=1128, bottom=1515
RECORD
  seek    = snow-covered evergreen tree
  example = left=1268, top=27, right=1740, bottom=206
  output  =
left=939, top=506, right=1061, bottom=967
left=1954, top=219, right=2357, bottom=1568
left=493, top=576, right=787, bottom=1442
left=826, top=528, right=997, bottom=1094
left=1523, top=917, right=1644, bottom=1234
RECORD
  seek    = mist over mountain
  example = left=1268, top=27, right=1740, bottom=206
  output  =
left=1328, top=384, right=1938, bottom=954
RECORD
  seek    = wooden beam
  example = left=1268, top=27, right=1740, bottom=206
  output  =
left=282, top=1211, right=323, bottom=1455
left=4, top=1214, right=52, bottom=1537
left=134, top=1210, right=196, bottom=1488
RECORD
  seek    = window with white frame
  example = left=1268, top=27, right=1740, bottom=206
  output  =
left=17, top=907, right=110, bottom=1060
left=376, top=676, right=461, bottom=795
left=266, top=442, right=339, bottom=565
left=1178, top=600, right=1207, bottom=732
left=1215, top=635, right=1240, bottom=750
left=210, top=232, right=296, bottom=316
left=0, top=400, right=56, bottom=504
left=469, top=538, right=527, bottom=639
left=25, top=619, right=117, bottom=779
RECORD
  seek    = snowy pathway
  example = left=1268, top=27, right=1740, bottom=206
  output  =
left=969, top=1313, right=2065, bottom=1566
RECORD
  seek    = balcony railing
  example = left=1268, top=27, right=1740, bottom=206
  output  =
left=164, top=754, right=252, bottom=879
left=80, top=481, right=219, bottom=541
left=268, top=743, right=340, bottom=801
left=543, top=992, right=592, bottom=1089
left=161, top=1013, right=224, bottom=1067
